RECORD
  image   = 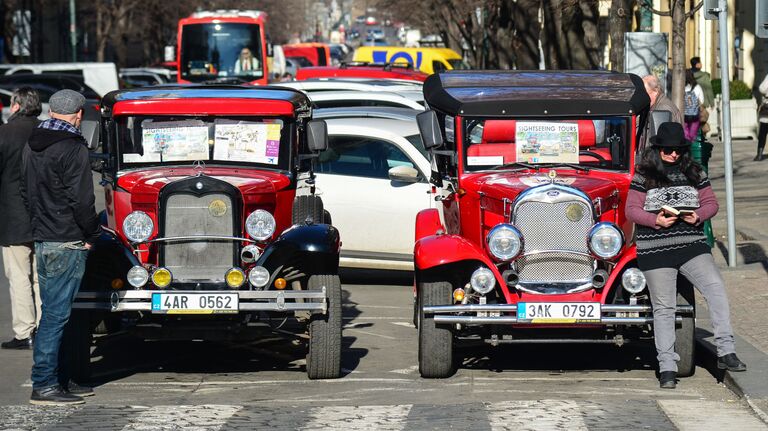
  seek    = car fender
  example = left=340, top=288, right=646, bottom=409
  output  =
left=257, top=223, right=341, bottom=276
left=415, top=208, right=443, bottom=242
left=81, top=212, right=141, bottom=291
left=603, top=244, right=638, bottom=299
left=415, top=233, right=499, bottom=276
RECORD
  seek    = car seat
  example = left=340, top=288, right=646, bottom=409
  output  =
left=466, top=120, right=517, bottom=165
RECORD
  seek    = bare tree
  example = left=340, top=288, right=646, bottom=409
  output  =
left=608, top=0, right=634, bottom=72
left=641, top=0, right=703, bottom=110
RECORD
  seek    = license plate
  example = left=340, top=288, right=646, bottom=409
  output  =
left=517, top=302, right=600, bottom=323
left=151, top=293, right=239, bottom=314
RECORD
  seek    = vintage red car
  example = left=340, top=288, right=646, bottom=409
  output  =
left=413, top=71, right=695, bottom=378
left=295, top=62, right=428, bottom=82
left=71, top=85, right=342, bottom=380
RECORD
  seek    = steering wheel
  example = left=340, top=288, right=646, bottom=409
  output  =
left=579, top=150, right=607, bottom=162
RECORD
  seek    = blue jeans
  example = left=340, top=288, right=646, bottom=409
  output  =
left=31, top=242, right=87, bottom=389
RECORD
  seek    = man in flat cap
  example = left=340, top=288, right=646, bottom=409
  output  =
left=22, top=89, right=100, bottom=405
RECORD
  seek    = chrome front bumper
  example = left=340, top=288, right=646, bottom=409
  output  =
left=74, top=288, right=328, bottom=313
left=423, top=304, right=694, bottom=325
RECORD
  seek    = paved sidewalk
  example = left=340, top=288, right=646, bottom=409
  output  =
left=697, top=136, right=768, bottom=421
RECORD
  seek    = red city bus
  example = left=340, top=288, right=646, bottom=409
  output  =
left=177, top=10, right=269, bottom=85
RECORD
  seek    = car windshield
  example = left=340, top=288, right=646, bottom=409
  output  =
left=447, top=59, right=471, bottom=70
left=180, top=23, right=263, bottom=82
left=462, top=117, right=631, bottom=172
left=117, top=116, right=290, bottom=170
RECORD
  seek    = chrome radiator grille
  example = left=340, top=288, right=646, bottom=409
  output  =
left=513, top=198, right=594, bottom=285
left=162, top=193, right=234, bottom=282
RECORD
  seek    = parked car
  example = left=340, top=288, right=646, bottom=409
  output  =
left=272, top=79, right=425, bottom=105
left=411, top=71, right=695, bottom=379
left=295, top=63, right=428, bottom=83
left=71, top=85, right=342, bottom=380
left=312, top=107, right=431, bottom=270
left=0, top=73, right=101, bottom=121
left=0, top=88, right=50, bottom=123
left=119, top=67, right=176, bottom=87
left=307, top=90, right=424, bottom=110
left=0, top=62, right=119, bottom=97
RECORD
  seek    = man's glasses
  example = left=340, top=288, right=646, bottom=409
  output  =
left=660, top=147, right=687, bottom=155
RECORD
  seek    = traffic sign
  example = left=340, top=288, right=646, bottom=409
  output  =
left=758, top=0, right=768, bottom=38
left=703, top=0, right=719, bottom=20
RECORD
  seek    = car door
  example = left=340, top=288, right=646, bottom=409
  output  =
left=314, top=125, right=433, bottom=269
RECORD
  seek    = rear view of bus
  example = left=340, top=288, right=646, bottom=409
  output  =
left=177, top=10, right=268, bottom=85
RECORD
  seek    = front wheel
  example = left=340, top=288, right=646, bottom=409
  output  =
left=306, top=274, right=342, bottom=379
left=292, top=195, right=324, bottom=225
left=418, top=281, right=454, bottom=378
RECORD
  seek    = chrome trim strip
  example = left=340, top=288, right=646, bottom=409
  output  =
left=520, top=249, right=593, bottom=258
left=73, top=302, right=326, bottom=312
left=424, top=304, right=694, bottom=314
left=137, top=235, right=257, bottom=245
left=433, top=315, right=683, bottom=325
left=76, top=289, right=327, bottom=300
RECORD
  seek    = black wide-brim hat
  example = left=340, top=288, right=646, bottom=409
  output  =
left=650, top=122, right=689, bottom=147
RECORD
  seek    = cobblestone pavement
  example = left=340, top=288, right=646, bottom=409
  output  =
left=0, top=399, right=765, bottom=430
left=705, top=137, right=768, bottom=355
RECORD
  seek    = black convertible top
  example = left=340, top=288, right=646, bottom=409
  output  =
left=423, top=70, right=650, bottom=117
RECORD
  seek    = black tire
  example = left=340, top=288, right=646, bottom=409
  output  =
left=63, top=310, right=93, bottom=382
left=322, top=209, right=333, bottom=225
left=675, top=288, right=696, bottom=377
left=306, top=274, right=342, bottom=379
left=418, top=281, right=454, bottom=378
left=292, top=195, right=324, bottom=225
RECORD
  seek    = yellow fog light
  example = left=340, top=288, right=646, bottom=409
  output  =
left=453, top=288, right=466, bottom=302
left=226, top=268, right=246, bottom=288
left=111, top=278, right=124, bottom=290
left=274, top=278, right=287, bottom=290
left=151, top=268, right=172, bottom=288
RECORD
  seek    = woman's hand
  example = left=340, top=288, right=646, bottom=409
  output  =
left=682, top=211, right=700, bottom=225
left=656, top=211, right=678, bottom=228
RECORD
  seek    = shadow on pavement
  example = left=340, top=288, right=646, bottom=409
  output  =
left=340, top=268, right=413, bottom=286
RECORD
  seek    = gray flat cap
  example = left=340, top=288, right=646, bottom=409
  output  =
left=49, top=89, right=86, bottom=115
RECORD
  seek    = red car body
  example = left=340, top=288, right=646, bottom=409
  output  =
left=295, top=63, right=428, bottom=82
left=413, top=71, right=696, bottom=378
left=283, top=43, right=332, bottom=67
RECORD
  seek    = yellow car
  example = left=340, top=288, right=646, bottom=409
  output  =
left=353, top=46, right=468, bottom=75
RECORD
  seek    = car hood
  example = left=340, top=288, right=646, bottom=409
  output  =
left=117, top=167, right=291, bottom=202
left=466, top=170, right=622, bottom=203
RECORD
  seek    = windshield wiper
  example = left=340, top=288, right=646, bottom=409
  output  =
left=539, top=162, right=590, bottom=172
left=491, top=162, right=538, bottom=171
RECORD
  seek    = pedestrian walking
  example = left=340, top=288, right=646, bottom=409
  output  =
left=0, top=87, right=42, bottom=350
left=640, top=75, right=683, bottom=151
left=625, top=122, right=746, bottom=389
left=690, top=57, right=715, bottom=108
left=755, top=72, right=768, bottom=161
left=21, top=89, right=100, bottom=405
left=683, top=69, right=705, bottom=143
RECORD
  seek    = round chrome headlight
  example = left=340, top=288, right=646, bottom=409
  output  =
left=486, top=224, right=523, bottom=261
left=622, top=268, right=647, bottom=294
left=248, top=266, right=270, bottom=288
left=587, top=222, right=624, bottom=259
left=122, top=211, right=154, bottom=243
left=127, top=265, right=149, bottom=288
left=470, top=267, right=496, bottom=295
left=246, top=210, right=276, bottom=240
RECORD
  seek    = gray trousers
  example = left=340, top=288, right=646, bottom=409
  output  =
left=644, top=253, right=736, bottom=372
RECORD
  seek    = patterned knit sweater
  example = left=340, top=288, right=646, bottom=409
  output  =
left=626, top=162, right=718, bottom=270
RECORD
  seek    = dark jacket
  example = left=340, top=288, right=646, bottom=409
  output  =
left=0, top=114, right=39, bottom=246
left=21, top=125, right=100, bottom=244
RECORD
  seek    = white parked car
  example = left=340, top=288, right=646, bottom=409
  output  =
left=311, top=108, right=434, bottom=270
left=304, top=90, right=425, bottom=111
left=272, top=79, right=425, bottom=105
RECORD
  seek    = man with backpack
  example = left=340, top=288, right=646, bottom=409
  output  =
left=684, top=69, right=705, bottom=143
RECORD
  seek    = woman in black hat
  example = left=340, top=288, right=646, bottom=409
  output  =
left=625, top=122, right=746, bottom=389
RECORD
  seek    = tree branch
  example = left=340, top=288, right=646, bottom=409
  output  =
left=686, top=1, right=704, bottom=18
left=640, top=0, right=671, bottom=17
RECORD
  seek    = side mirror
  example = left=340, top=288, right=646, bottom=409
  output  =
left=81, top=120, right=100, bottom=151
left=307, top=119, right=328, bottom=152
left=388, top=165, right=420, bottom=183
left=417, top=110, right=443, bottom=150
left=648, top=110, right=672, bottom=140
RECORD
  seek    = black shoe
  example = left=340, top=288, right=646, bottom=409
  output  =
left=1, top=337, right=32, bottom=349
left=30, top=385, right=85, bottom=405
left=659, top=371, right=677, bottom=389
left=717, top=353, right=747, bottom=372
left=64, top=381, right=94, bottom=397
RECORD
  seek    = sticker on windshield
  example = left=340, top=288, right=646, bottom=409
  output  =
left=516, top=122, right=579, bottom=164
left=467, top=155, right=503, bottom=166
left=137, top=125, right=210, bottom=162
left=213, top=123, right=281, bottom=164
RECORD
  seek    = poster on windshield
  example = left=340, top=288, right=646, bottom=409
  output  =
left=515, top=122, right=579, bottom=164
left=213, top=123, right=281, bottom=165
left=132, top=125, right=210, bottom=162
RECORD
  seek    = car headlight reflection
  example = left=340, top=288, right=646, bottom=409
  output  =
left=248, top=266, right=270, bottom=288
left=122, top=211, right=154, bottom=243
left=622, top=268, right=646, bottom=294
left=487, top=224, right=523, bottom=261
left=470, top=267, right=496, bottom=295
left=245, top=210, right=276, bottom=240
left=587, top=222, right=623, bottom=259
left=126, top=265, right=148, bottom=288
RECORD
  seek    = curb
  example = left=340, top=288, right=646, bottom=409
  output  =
left=696, top=328, right=768, bottom=423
